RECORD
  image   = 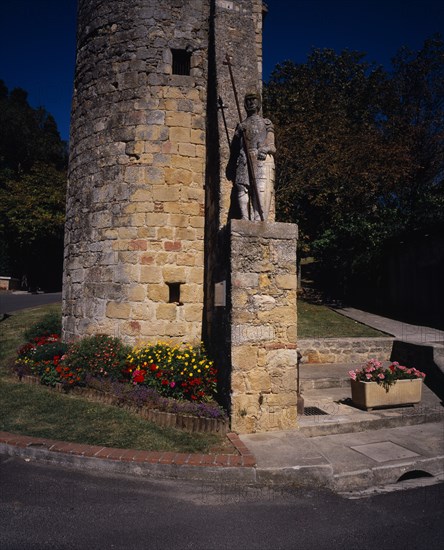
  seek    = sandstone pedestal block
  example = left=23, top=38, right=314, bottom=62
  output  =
left=228, top=220, right=298, bottom=433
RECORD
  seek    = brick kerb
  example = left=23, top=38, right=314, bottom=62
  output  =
left=0, top=431, right=256, bottom=471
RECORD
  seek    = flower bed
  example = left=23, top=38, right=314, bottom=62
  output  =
left=124, top=342, right=217, bottom=401
left=12, top=314, right=228, bottom=432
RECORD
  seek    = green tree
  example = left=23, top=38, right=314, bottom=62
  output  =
left=264, top=39, right=443, bottom=297
left=0, top=81, right=67, bottom=174
left=0, top=81, right=67, bottom=288
left=388, top=34, right=444, bottom=228
left=0, top=163, right=66, bottom=290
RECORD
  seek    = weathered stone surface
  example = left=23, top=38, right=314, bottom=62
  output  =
left=62, top=1, right=297, bottom=437
left=228, top=220, right=298, bottom=434
left=298, top=338, right=394, bottom=364
left=64, top=0, right=250, bottom=344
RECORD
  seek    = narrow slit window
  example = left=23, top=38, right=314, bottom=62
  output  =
left=167, top=282, right=183, bottom=305
left=172, top=49, right=191, bottom=76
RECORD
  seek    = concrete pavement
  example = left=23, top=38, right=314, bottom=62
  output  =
left=334, top=306, right=444, bottom=344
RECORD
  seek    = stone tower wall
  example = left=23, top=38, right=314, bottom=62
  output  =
left=64, top=0, right=266, bottom=345
left=63, top=0, right=211, bottom=343
left=204, top=0, right=265, bottom=343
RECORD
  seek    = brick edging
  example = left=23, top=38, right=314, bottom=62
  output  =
left=0, top=431, right=256, bottom=468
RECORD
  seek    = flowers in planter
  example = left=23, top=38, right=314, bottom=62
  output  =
left=125, top=342, right=217, bottom=401
left=349, top=359, right=425, bottom=392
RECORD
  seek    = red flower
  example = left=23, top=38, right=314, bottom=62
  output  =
left=132, top=370, right=145, bottom=384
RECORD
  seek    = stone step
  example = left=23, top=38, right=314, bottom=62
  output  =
left=298, top=383, right=443, bottom=437
left=299, top=362, right=356, bottom=390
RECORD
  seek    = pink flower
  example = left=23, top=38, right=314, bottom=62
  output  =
left=378, top=373, right=385, bottom=379
left=365, top=373, right=373, bottom=380
left=170, top=381, right=176, bottom=388
left=349, top=370, right=357, bottom=381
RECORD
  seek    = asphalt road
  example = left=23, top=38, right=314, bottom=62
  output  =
left=0, top=292, right=62, bottom=315
left=1, top=455, right=443, bottom=550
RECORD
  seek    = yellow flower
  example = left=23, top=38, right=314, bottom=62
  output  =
left=189, top=373, right=193, bottom=377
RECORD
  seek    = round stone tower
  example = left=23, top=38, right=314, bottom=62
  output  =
left=63, top=0, right=265, bottom=344
left=63, top=0, right=211, bottom=343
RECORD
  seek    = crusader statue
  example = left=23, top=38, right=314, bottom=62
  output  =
left=227, top=92, right=276, bottom=221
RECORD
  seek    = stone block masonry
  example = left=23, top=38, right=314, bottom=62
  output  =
left=63, top=1, right=296, bottom=436
left=63, top=0, right=266, bottom=346
left=228, top=220, right=298, bottom=433
left=63, top=0, right=210, bottom=345
left=298, top=338, right=394, bottom=364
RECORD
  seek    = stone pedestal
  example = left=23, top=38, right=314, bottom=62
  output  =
left=229, top=220, right=298, bottom=433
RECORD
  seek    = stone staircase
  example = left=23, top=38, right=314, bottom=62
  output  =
left=298, top=363, right=444, bottom=437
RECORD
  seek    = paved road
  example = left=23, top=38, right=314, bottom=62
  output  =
left=0, top=292, right=62, bottom=315
left=1, top=455, right=443, bottom=550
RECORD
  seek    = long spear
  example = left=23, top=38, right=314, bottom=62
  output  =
left=223, top=54, right=264, bottom=221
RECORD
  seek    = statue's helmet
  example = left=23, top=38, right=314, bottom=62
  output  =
left=244, top=91, right=261, bottom=112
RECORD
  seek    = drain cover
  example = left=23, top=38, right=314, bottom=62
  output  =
left=350, top=441, right=420, bottom=462
left=303, top=406, right=329, bottom=416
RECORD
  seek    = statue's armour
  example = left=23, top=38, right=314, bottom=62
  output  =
left=240, top=114, right=269, bottom=150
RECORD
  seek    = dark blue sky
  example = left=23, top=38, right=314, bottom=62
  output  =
left=1, top=0, right=442, bottom=142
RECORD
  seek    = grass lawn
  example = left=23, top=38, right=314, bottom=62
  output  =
left=0, top=304, right=226, bottom=453
left=297, top=299, right=386, bottom=338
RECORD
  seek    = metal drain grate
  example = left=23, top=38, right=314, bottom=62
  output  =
left=303, top=406, right=329, bottom=416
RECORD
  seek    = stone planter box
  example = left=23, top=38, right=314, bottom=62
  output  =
left=350, top=378, right=423, bottom=410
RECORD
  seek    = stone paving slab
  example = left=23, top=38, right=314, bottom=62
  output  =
left=334, top=307, right=444, bottom=344
left=240, top=421, right=444, bottom=491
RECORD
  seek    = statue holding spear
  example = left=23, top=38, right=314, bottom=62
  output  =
left=224, top=56, right=276, bottom=221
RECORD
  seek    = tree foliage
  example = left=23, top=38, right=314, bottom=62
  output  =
left=0, top=80, right=67, bottom=289
left=264, top=36, right=444, bottom=296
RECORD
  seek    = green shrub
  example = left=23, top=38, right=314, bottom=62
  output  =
left=61, top=334, right=131, bottom=386
left=24, top=312, right=61, bottom=341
